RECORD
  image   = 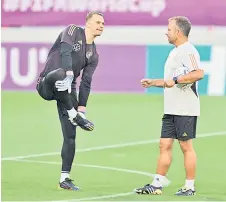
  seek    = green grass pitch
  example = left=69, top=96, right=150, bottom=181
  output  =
left=2, top=92, right=226, bottom=201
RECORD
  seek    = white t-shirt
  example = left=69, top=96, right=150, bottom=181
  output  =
left=164, top=41, right=202, bottom=116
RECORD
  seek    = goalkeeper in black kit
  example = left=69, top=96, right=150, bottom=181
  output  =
left=36, top=11, right=105, bottom=190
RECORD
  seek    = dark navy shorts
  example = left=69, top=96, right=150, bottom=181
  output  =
left=161, top=114, right=197, bottom=141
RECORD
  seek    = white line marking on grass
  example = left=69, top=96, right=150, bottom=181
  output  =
left=11, top=160, right=171, bottom=187
left=1, top=139, right=158, bottom=161
left=69, top=192, right=134, bottom=201
left=78, top=163, right=155, bottom=177
left=2, top=152, right=61, bottom=161
left=2, top=131, right=226, bottom=161
left=12, top=159, right=155, bottom=177
left=1, top=200, right=219, bottom=202
left=2, top=192, right=134, bottom=202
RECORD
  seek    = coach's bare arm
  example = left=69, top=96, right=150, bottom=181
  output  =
left=176, top=69, right=204, bottom=84
left=141, top=79, right=175, bottom=88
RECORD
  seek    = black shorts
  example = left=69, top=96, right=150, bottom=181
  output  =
left=161, top=114, right=197, bottom=141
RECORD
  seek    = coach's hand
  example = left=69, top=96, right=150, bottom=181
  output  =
left=141, top=79, right=155, bottom=88
left=55, top=75, right=74, bottom=93
left=164, top=80, right=175, bottom=88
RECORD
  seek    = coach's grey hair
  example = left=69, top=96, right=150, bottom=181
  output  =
left=169, top=16, right=191, bottom=37
left=86, top=11, right=104, bottom=22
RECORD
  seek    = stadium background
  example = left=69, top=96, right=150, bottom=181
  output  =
left=1, top=0, right=226, bottom=201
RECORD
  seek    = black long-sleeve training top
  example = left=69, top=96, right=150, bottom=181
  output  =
left=39, top=24, right=99, bottom=107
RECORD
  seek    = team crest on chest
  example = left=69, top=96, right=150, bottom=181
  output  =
left=72, top=42, right=81, bottom=52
